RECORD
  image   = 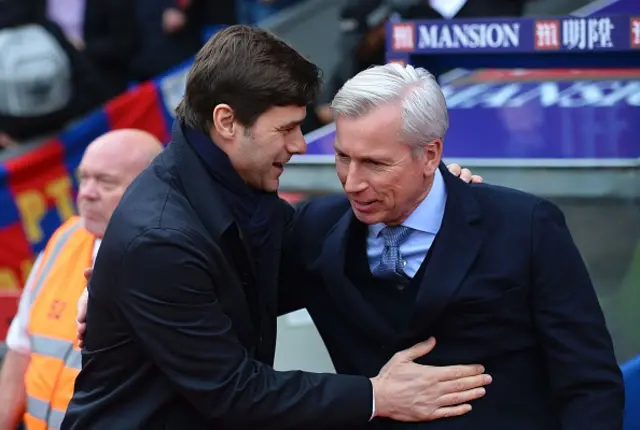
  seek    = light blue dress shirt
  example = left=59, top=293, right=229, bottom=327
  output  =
left=367, top=169, right=447, bottom=278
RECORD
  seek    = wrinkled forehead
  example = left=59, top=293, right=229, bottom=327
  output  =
left=334, top=107, right=407, bottom=158
left=78, top=143, right=137, bottom=178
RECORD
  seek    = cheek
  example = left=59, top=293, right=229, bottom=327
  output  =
left=370, top=172, right=403, bottom=200
left=391, top=170, right=424, bottom=203
left=105, top=190, right=126, bottom=213
left=252, top=137, right=282, bottom=167
left=335, top=163, right=348, bottom=183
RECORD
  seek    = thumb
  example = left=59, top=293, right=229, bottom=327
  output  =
left=83, top=267, right=93, bottom=282
left=401, top=337, right=436, bottom=362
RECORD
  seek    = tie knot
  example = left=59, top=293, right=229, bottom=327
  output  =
left=380, top=225, right=412, bottom=247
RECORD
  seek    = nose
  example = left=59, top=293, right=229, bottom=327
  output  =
left=78, top=179, right=99, bottom=201
left=287, top=130, right=307, bottom=155
left=342, top=162, right=367, bottom=194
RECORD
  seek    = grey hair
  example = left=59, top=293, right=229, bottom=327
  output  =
left=331, top=63, right=449, bottom=150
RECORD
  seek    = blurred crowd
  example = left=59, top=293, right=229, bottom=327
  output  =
left=0, top=0, right=256, bottom=149
left=0, top=0, right=529, bottom=150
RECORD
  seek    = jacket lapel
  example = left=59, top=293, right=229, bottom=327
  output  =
left=172, top=124, right=259, bottom=274
left=169, top=125, right=265, bottom=333
left=312, top=210, right=397, bottom=344
left=403, top=166, right=484, bottom=342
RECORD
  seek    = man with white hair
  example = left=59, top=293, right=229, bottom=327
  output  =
left=0, top=129, right=163, bottom=430
left=278, top=63, right=625, bottom=429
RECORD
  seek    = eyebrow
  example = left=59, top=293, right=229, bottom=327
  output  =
left=78, top=170, right=119, bottom=180
left=333, top=145, right=392, bottom=165
left=278, top=119, right=304, bottom=129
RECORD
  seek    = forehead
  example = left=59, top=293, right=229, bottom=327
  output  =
left=78, top=142, right=132, bottom=176
left=254, top=105, right=307, bottom=128
left=334, top=103, right=405, bottom=156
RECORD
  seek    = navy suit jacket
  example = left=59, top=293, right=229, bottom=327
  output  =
left=61, top=126, right=373, bottom=430
left=280, top=165, right=625, bottom=430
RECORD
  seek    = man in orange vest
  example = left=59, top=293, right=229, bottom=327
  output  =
left=0, top=129, right=163, bottom=430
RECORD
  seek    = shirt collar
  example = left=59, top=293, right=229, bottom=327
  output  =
left=369, top=168, right=447, bottom=237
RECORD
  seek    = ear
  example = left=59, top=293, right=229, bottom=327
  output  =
left=212, top=104, right=236, bottom=139
left=421, top=139, right=443, bottom=176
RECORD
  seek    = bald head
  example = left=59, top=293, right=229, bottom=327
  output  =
left=77, top=129, right=164, bottom=237
left=84, top=129, right=163, bottom=172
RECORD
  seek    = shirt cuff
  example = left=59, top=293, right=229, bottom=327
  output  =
left=370, top=379, right=376, bottom=420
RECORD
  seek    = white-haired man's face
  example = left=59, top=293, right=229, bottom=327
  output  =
left=333, top=102, right=442, bottom=226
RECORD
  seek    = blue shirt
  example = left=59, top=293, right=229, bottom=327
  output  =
left=367, top=169, right=447, bottom=277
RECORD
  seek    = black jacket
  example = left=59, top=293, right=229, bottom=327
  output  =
left=61, top=125, right=372, bottom=430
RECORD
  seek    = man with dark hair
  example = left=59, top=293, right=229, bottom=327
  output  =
left=62, top=26, right=490, bottom=430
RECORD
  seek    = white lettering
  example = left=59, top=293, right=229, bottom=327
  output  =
left=562, top=19, right=587, bottom=50
left=587, top=17, right=614, bottom=49
left=443, top=80, right=640, bottom=109
left=417, top=23, right=520, bottom=49
left=563, top=18, right=614, bottom=49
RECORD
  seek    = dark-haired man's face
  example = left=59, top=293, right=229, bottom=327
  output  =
left=230, top=105, right=308, bottom=192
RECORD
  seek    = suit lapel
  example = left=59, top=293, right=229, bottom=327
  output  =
left=404, top=166, right=484, bottom=341
left=313, top=210, right=397, bottom=343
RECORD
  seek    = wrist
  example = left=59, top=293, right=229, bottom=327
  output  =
left=369, top=377, right=386, bottom=418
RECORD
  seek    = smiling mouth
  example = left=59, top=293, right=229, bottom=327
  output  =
left=354, top=200, right=375, bottom=207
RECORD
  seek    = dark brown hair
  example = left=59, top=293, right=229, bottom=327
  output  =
left=175, top=25, right=322, bottom=133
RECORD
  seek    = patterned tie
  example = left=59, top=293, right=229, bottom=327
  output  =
left=372, top=225, right=413, bottom=280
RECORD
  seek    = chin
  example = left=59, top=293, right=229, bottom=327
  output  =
left=352, top=210, right=381, bottom=226
left=262, top=179, right=280, bottom=193
left=81, top=218, right=104, bottom=237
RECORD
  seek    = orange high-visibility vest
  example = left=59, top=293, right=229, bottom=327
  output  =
left=24, top=216, right=95, bottom=430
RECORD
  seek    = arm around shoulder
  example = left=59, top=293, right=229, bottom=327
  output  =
left=115, top=227, right=373, bottom=430
left=530, top=199, right=624, bottom=430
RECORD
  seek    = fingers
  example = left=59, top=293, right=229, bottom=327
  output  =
left=396, top=337, right=436, bottom=362
left=76, top=288, right=89, bottom=347
left=459, top=168, right=472, bottom=183
left=77, top=322, right=86, bottom=348
left=446, top=163, right=462, bottom=176
left=441, top=374, right=492, bottom=395
left=438, top=386, right=487, bottom=407
left=471, top=174, right=484, bottom=183
left=438, top=364, right=486, bottom=381
left=430, top=404, right=473, bottom=420
left=76, top=288, right=88, bottom=323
